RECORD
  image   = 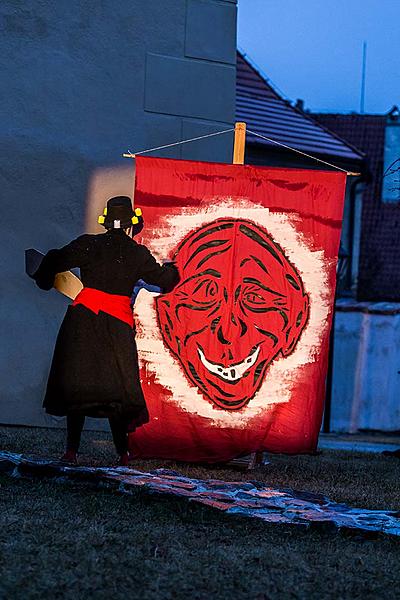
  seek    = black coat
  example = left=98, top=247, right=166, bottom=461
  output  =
left=34, top=230, right=179, bottom=424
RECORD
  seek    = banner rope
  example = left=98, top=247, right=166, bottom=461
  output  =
left=246, top=130, right=358, bottom=175
left=123, top=127, right=360, bottom=176
left=123, top=128, right=235, bottom=158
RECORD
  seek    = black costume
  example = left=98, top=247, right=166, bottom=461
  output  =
left=33, top=198, right=179, bottom=455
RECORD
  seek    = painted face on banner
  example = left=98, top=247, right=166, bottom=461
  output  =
left=156, top=218, right=310, bottom=411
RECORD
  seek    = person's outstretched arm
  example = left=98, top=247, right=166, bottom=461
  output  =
left=33, top=235, right=91, bottom=290
left=137, top=246, right=180, bottom=293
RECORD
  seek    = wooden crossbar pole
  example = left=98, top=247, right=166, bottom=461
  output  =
left=231, top=123, right=264, bottom=469
left=232, top=122, right=247, bottom=165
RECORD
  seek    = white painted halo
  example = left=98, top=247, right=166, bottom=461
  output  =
left=134, top=199, right=331, bottom=428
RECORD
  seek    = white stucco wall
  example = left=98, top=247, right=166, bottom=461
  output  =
left=0, top=0, right=237, bottom=428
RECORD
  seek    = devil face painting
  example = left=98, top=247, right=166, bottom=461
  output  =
left=156, top=218, right=310, bottom=411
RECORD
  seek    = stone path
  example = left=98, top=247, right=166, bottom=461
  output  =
left=318, top=437, right=400, bottom=454
left=1, top=451, right=399, bottom=538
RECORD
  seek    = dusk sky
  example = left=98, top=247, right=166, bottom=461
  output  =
left=237, top=0, right=400, bottom=114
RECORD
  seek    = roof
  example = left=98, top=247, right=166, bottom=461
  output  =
left=236, top=51, right=364, bottom=162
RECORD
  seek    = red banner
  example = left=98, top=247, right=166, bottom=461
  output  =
left=129, top=157, right=346, bottom=462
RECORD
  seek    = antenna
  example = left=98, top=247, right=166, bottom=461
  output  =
left=360, top=41, right=367, bottom=113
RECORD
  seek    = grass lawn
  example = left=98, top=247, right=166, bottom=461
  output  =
left=1, top=426, right=399, bottom=600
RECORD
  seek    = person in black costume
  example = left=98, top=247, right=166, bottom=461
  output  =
left=33, top=196, right=179, bottom=465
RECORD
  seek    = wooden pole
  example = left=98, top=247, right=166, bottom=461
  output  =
left=231, top=123, right=264, bottom=469
left=232, top=122, right=246, bottom=165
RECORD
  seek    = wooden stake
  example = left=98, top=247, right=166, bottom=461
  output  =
left=54, top=271, right=83, bottom=300
left=232, top=122, right=247, bottom=165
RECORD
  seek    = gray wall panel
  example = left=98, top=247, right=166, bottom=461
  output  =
left=185, top=0, right=237, bottom=64
left=145, top=53, right=236, bottom=122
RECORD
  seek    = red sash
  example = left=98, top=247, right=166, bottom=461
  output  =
left=72, top=287, right=133, bottom=327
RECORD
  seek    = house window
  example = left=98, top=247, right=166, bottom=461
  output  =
left=382, top=109, right=400, bottom=203
left=336, top=180, right=364, bottom=297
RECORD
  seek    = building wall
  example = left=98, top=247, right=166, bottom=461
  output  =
left=0, top=0, right=237, bottom=427
left=313, top=113, right=400, bottom=302
left=356, top=115, right=400, bottom=301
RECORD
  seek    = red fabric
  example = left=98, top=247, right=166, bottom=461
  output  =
left=73, top=287, right=133, bottom=327
left=129, top=157, right=346, bottom=462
